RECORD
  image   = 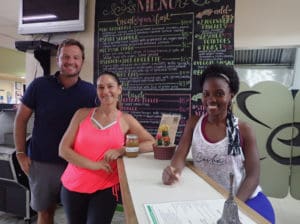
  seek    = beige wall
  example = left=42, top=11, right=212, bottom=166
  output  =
left=235, top=0, right=300, bottom=48
left=0, top=47, right=25, bottom=77
left=0, top=47, right=25, bottom=94
left=24, top=0, right=300, bottom=84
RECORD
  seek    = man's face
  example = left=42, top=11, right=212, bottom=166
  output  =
left=56, top=45, right=84, bottom=77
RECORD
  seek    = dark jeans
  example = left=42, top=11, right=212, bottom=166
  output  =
left=61, top=186, right=117, bottom=224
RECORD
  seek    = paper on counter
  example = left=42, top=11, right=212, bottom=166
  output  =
left=144, top=199, right=256, bottom=224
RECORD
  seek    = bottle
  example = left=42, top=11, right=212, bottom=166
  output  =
left=125, top=134, right=139, bottom=158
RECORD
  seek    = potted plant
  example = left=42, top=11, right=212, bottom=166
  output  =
left=153, top=124, right=176, bottom=160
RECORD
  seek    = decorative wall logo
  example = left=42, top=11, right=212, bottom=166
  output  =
left=236, top=89, right=300, bottom=165
left=266, top=122, right=300, bottom=165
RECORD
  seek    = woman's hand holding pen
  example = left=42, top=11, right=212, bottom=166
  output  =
left=162, top=165, right=181, bottom=185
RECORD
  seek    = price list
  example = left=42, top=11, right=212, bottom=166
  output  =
left=193, top=4, right=235, bottom=76
left=97, top=13, right=194, bottom=90
left=121, top=92, right=190, bottom=139
left=94, top=0, right=235, bottom=142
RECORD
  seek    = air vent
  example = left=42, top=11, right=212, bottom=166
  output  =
left=234, top=48, right=296, bottom=66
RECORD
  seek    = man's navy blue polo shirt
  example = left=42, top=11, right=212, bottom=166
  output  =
left=21, top=72, right=97, bottom=163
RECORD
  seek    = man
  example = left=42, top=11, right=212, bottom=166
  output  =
left=14, top=38, right=97, bottom=224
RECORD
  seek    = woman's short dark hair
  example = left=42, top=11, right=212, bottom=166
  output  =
left=200, top=64, right=240, bottom=95
left=57, top=38, right=85, bottom=60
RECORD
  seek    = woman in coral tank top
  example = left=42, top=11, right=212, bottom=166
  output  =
left=59, top=71, right=155, bottom=224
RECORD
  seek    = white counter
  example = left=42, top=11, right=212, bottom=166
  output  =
left=117, top=152, right=270, bottom=224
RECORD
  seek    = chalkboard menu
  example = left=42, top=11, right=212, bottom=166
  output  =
left=94, top=0, right=235, bottom=142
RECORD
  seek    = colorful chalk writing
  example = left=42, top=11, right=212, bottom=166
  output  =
left=94, top=0, right=235, bottom=142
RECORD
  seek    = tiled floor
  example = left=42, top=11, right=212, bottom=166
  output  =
left=0, top=205, right=125, bottom=224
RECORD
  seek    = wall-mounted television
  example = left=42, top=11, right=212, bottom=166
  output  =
left=18, top=0, right=86, bottom=35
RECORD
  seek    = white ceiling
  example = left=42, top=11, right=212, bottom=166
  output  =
left=0, top=0, right=27, bottom=50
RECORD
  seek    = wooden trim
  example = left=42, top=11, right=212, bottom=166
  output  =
left=117, top=158, right=138, bottom=224
left=186, top=161, right=271, bottom=224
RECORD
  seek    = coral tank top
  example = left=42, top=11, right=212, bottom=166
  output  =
left=61, top=109, right=125, bottom=193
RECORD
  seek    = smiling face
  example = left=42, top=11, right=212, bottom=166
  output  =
left=56, top=45, right=84, bottom=77
left=96, top=74, right=122, bottom=107
left=202, top=77, right=233, bottom=117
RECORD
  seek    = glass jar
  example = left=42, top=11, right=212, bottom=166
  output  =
left=125, top=134, right=139, bottom=157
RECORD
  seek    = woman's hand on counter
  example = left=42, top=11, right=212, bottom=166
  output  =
left=162, top=165, right=181, bottom=185
left=104, top=147, right=125, bottom=162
